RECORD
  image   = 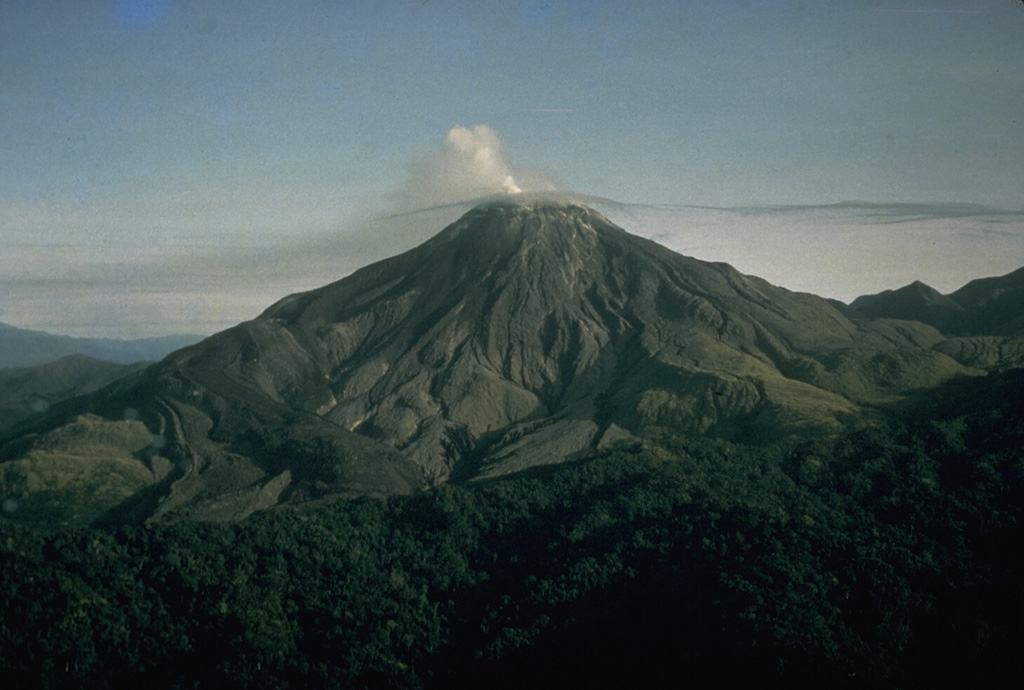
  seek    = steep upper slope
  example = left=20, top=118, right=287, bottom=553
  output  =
left=0, top=201, right=977, bottom=522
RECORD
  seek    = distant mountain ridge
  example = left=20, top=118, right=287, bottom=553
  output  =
left=0, top=322, right=204, bottom=368
left=849, top=281, right=965, bottom=334
left=0, top=201, right=1014, bottom=524
left=850, top=266, right=1024, bottom=336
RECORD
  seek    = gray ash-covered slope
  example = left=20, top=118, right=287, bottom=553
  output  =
left=0, top=201, right=977, bottom=522
left=237, top=202, right=969, bottom=478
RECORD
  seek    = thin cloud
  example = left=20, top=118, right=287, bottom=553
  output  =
left=641, top=201, right=1024, bottom=224
left=867, top=9, right=991, bottom=15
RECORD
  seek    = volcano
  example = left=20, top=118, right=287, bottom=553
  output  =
left=0, top=201, right=978, bottom=522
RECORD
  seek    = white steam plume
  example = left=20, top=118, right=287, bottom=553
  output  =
left=396, top=124, right=534, bottom=209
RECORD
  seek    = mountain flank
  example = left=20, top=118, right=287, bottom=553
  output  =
left=0, top=200, right=1006, bottom=523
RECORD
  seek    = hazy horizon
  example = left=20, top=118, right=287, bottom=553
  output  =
left=3, top=1, right=1022, bottom=338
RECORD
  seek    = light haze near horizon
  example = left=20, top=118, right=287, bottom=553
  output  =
left=2, top=1, right=1023, bottom=338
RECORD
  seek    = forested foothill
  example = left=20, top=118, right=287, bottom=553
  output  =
left=2, top=369, right=1022, bottom=689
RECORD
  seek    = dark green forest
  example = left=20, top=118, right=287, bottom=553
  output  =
left=2, top=371, right=1023, bottom=689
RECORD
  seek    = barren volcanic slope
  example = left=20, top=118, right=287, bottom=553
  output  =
left=0, top=201, right=979, bottom=523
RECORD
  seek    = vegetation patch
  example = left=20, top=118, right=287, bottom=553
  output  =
left=0, top=415, right=157, bottom=525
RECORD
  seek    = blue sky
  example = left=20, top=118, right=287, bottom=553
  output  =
left=2, top=1, right=1023, bottom=337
